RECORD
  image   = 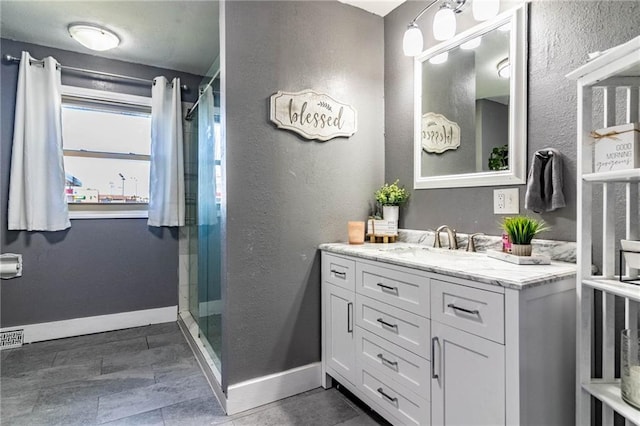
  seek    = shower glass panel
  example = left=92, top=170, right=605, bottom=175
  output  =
left=188, top=64, right=223, bottom=372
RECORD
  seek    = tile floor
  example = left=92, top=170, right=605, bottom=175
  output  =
left=0, top=322, right=387, bottom=425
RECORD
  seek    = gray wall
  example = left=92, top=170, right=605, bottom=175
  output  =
left=224, top=1, right=384, bottom=386
left=421, top=51, right=475, bottom=176
left=477, top=99, right=509, bottom=171
left=385, top=0, right=640, bottom=241
left=0, top=39, right=203, bottom=327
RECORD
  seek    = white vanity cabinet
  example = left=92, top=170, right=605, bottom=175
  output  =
left=322, top=254, right=356, bottom=385
left=321, top=248, right=576, bottom=426
left=431, top=321, right=505, bottom=426
left=430, top=279, right=506, bottom=426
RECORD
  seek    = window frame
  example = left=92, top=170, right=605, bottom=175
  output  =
left=60, top=85, right=152, bottom=220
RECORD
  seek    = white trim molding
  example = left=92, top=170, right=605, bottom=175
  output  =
left=0, top=306, right=177, bottom=344
left=226, top=362, right=322, bottom=415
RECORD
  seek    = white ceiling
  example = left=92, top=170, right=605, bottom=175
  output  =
left=0, top=0, right=403, bottom=77
left=338, top=0, right=406, bottom=17
left=0, top=1, right=220, bottom=76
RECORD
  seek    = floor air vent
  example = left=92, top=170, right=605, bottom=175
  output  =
left=0, top=329, right=24, bottom=349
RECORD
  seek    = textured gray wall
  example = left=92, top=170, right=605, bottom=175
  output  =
left=224, top=1, right=384, bottom=386
left=421, top=52, right=475, bottom=176
left=0, top=39, right=203, bottom=327
left=385, top=0, right=640, bottom=241
left=477, top=99, right=509, bottom=171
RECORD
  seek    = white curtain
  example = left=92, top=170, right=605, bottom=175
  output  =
left=148, top=77, right=185, bottom=227
left=8, top=51, right=70, bottom=231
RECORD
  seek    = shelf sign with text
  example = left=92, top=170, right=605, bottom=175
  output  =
left=421, top=112, right=460, bottom=154
left=270, top=90, right=357, bottom=141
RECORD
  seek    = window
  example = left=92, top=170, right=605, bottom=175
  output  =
left=60, top=86, right=152, bottom=218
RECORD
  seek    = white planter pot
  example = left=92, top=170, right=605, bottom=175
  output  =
left=382, top=205, right=399, bottom=223
left=511, top=244, right=532, bottom=256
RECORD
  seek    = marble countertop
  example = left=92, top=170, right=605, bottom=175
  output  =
left=320, top=242, right=577, bottom=290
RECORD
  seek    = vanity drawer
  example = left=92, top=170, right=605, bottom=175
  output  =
left=356, top=295, right=430, bottom=359
left=431, top=279, right=504, bottom=344
left=356, top=262, right=429, bottom=317
left=358, top=367, right=429, bottom=426
left=322, top=253, right=355, bottom=291
left=356, top=327, right=430, bottom=400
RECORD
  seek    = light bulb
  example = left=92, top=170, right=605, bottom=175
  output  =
left=460, top=36, right=482, bottom=50
left=433, top=8, right=456, bottom=41
left=472, top=0, right=500, bottom=21
left=429, top=52, right=449, bottom=65
left=403, top=24, right=424, bottom=57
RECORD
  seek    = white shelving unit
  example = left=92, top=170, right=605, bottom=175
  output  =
left=567, top=36, right=640, bottom=426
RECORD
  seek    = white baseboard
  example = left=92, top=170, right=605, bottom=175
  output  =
left=1, top=306, right=177, bottom=344
left=226, top=362, right=322, bottom=415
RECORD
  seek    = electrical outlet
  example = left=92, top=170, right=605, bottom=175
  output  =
left=494, top=188, right=519, bottom=214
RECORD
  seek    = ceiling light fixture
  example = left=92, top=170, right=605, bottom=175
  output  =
left=403, top=0, right=500, bottom=56
left=497, top=58, right=510, bottom=79
left=68, top=24, right=120, bottom=51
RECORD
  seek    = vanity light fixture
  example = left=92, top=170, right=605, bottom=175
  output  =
left=429, top=52, right=449, bottom=65
left=497, top=58, right=510, bottom=78
left=460, top=36, right=482, bottom=50
left=403, top=0, right=500, bottom=56
left=68, top=24, right=120, bottom=51
left=472, top=0, right=500, bottom=21
left=433, top=6, right=457, bottom=41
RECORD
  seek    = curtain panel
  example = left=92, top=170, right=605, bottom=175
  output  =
left=148, top=77, right=185, bottom=227
left=8, top=51, right=70, bottom=231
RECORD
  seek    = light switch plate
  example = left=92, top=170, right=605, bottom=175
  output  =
left=494, top=188, right=519, bottom=214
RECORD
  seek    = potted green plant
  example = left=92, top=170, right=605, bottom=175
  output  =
left=375, top=179, right=409, bottom=222
left=501, top=216, right=548, bottom=256
left=488, top=145, right=509, bottom=171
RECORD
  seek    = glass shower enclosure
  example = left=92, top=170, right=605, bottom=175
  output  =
left=184, top=58, right=224, bottom=380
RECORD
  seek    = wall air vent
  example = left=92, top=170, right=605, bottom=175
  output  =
left=0, top=329, right=24, bottom=349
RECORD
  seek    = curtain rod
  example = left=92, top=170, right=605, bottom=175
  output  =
left=3, top=54, right=189, bottom=91
left=185, top=69, right=220, bottom=121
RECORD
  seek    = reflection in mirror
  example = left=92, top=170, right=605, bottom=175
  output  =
left=414, top=5, right=527, bottom=189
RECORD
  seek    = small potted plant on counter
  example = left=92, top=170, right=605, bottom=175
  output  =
left=501, top=216, right=548, bottom=256
left=375, top=179, right=409, bottom=223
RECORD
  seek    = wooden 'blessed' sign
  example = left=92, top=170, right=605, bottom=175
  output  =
left=270, top=90, right=357, bottom=141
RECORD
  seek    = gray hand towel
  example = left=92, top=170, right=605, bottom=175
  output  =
left=524, top=148, right=566, bottom=213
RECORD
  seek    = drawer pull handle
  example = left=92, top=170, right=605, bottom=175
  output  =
left=377, top=353, right=398, bottom=367
left=377, top=387, right=398, bottom=404
left=431, top=337, right=439, bottom=379
left=447, top=303, right=479, bottom=316
left=376, top=283, right=398, bottom=293
left=376, top=318, right=398, bottom=330
left=331, top=270, right=347, bottom=279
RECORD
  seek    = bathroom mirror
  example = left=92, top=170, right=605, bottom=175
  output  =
left=414, top=5, right=527, bottom=189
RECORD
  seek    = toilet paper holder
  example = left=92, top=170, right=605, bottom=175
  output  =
left=1, top=253, right=22, bottom=279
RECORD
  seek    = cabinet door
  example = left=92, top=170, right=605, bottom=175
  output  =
left=324, top=283, right=355, bottom=384
left=431, top=321, right=505, bottom=426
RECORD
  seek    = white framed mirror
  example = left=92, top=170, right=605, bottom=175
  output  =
left=414, top=5, right=527, bottom=189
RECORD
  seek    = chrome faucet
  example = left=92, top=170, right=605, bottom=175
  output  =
left=466, top=233, right=484, bottom=252
left=434, top=225, right=458, bottom=250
